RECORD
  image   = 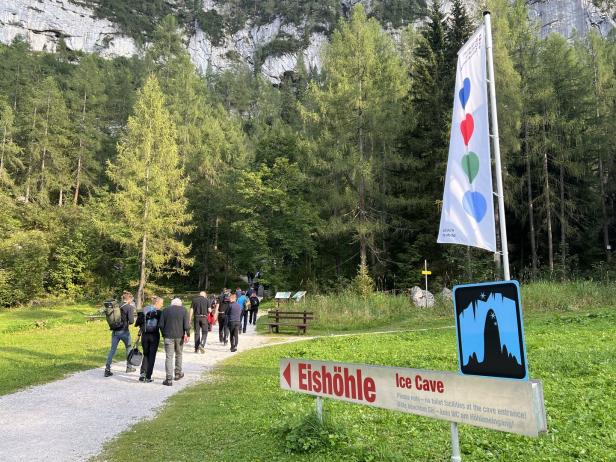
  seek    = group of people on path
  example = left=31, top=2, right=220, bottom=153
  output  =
left=103, top=286, right=261, bottom=386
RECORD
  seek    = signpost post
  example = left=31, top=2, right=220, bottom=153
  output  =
left=422, top=260, right=431, bottom=308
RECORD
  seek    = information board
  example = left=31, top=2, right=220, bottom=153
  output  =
left=280, top=358, right=546, bottom=437
left=292, top=291, right=307, bottom=301
left=274, top=292, right=292, bottom=300
left=453, top=281, right=528, bottom=380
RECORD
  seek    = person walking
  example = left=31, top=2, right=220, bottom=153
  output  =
left=189, top=291, right=211, bottom=354
left=135, top=296, right=163, bottom=383
left=237, top=290, right=249, bottom=333
left=218, top=291, right=231, bottom=345
left=226, top=293, right=243, bottom=352
left=249, top=293, right=260, bottom=326
left=104, top=291, right=136, bottom=377
left=159, top=298, right=190, bottom=386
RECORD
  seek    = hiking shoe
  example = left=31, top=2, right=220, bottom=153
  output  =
left=145, top=378, right=153, bottom=383
left=230, top=348, right=237, bottom=352
left=126, top=366, right=136, bottom=373
left=162, top=379, right=173, bottom=386
left=199, top=347, right=205, bottom=354
left=138, top=376, right=146, bottom=382
left=104, top=368, right=113, bottom=377
left=174, top=372, right=185, bottom=381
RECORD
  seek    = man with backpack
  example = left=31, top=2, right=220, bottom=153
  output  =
left=189, top=291, right=211, bottom=354
left=159, top=298, right=190, bottom=386
left=104, top=291, right=136, bottom=377
left=249, top=293, right=260, bottom=326
left=135, top=296, right=163, bottom=383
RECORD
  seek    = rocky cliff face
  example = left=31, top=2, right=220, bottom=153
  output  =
left=527, top=0, right=614, bottom=38
left=0, top=0, right=613, bottom=83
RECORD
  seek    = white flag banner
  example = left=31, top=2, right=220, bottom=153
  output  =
left=437, top=25, right=496, bottom=252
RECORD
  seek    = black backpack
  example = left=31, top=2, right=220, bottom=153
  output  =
left=143, top=307, right=159, bottom=333
left=250, top=296, right=260, bottom=309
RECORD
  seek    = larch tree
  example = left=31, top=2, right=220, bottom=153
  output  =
left=103, top=75, right=192, bottom=309
left=303, top=5, right=408, bottom=275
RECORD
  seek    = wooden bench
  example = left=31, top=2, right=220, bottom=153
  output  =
left=267, top=310, right=314, bottom=335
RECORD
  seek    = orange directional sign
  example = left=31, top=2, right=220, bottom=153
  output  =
left=280, top=358, right=546, bottom=437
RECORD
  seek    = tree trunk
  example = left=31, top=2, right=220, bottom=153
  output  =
left=214, top=216, right=220, bottom=250
left=73, top=154, right=82, bottom=205
left=542, top=127, right=554, bottom=274
left=0, top=125, right=6, bottom=183
left=39, top=94, right=51, bottom=196
left=599, top=155, right=611, bottom=262
left=25, top=107, right=38, bottom=203
left=358, top=80, right=367, bottom=269
left=137, top=163, right=150, bottom=311
left=73, top=91, right=87, bottom=206
left=559, top=161, right=566, bottom=275
left=58, top=188, right=63, bottom=207
left=136, top=232, right=147, bottom=311
left=525, top=121, right=538, bottom=276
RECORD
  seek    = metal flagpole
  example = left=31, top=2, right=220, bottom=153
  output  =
left=484, top=11, right=511, bottom=282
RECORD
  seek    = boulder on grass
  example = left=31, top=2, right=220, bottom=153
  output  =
left=440, top=287, right=453, bottom=301
left=411, top=286, right=435, bottom=308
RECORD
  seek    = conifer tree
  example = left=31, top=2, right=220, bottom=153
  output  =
left=102, top=76, right=192, bottom=308
left=0, top=98, right=22, bottom=187
left=303, top=5, right=407, bottom=274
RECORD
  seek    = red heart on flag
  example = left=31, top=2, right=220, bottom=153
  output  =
left=460, top=113, right=474, bottom=146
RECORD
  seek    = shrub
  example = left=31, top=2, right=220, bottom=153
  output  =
left=353, top=262, right=375, bottom=297
left=274, top=410, right=349, bottom=454
left=0, top=230, right=50, bottom=306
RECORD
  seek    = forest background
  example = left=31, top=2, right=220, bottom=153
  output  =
left=1, top=0, right=616, bottom=308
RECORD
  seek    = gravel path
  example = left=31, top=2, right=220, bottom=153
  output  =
left=0, top=323, right=297, bottom=462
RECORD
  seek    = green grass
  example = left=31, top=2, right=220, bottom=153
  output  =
left=97, top=303, right=616, bottom=461
left=258, top=281, right=616, bottom=335
left=0, top=302, right=139, bottom=396
left=1, top=279, right=615, bottom=403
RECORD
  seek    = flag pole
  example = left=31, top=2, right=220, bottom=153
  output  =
left=483, top=11, right=511, bottom=281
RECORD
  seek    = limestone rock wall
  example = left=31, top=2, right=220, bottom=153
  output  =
left=0, top=0, right=614, bottom=84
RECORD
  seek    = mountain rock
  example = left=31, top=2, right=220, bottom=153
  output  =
left=1, top=0, right=614, bottom=83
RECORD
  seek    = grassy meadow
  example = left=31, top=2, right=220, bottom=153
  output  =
left=0, top=302, right=139, bottom=396
left=96, top=301, right=616, bottom=461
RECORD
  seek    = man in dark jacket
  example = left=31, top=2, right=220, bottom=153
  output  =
left=218, top=291, right=231, bottom=345
left=135, top=296, right=163, bottom=383
left=226, top=293, right=243, bottom=352
left=159, top=298, right=190, bottom=386
left=248, top=294, right=260, bottom=326
left=189, top=291, right=211, bottom=354
left=104, top=291, right=136, bottom=377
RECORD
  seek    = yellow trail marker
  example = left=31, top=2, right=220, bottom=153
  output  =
left=422, top=270, right=432, bottom=275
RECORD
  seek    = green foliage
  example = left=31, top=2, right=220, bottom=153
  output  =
left=99, top=76, right=192, bottom=305
left=275, top=411, right=349, bottom=454
left=0, top=302, right=139, bottom=395
left=352, top=262, right=375, bottom=297
left=0, top=231, right=49, bottom=306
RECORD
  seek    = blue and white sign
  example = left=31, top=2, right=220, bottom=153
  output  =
left=453, top=281, right=528, bottom=380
